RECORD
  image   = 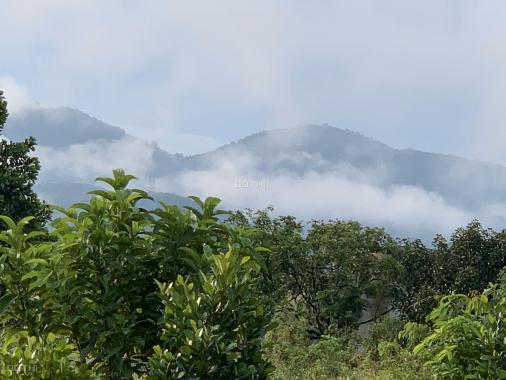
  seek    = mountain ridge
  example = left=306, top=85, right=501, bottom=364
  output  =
left=5, top=106, right=506, bottom=238
left=5, top=107, right=504, bottom=170
left=5, top=107, right=127, bottom=147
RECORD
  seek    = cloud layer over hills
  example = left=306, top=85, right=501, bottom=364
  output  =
left=5, top=107, right=506, bottom=240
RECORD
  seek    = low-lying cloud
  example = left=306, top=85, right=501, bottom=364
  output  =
left=36, top=137, right=156, bottom=183
left=33, top=142, right=506, bottom=240
left=153, top=152, right=479, bottom=239
left=171, top=170, right=472, bottom=238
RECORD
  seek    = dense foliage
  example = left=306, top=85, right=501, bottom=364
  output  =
left=264, top=312, right=433, bottom=380
left=414, top=270, right=506, bottom=379
left=232, top=209, right=402, bottom=337
left=393, top=222, right=506, bottom=322
left=0, top=91, right=50, bottom=230
left=0, top=170, right=272, bottom=379
left=233, top=209, right=506, bottom=379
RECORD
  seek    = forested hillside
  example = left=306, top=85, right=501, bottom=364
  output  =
left=1, top=93, right=506, bottom=379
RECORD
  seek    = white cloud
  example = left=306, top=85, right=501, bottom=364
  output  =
left=36, top=137, right=156, bottom=183
left=27, top=130, right=506, bottom=239
left=153, top=151, right=474, bottom=238
left=165, top=169, right=473, bottom=238
left=0, top=77, right=34, bottom=113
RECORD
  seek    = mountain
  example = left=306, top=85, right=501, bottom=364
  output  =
left=185, top=125, right=506, bottom=211
left=5, top=107, right=126, bottom=147
left=5, top=107, right=189, bottom=209
left=6, top=107, right=506, bottom=238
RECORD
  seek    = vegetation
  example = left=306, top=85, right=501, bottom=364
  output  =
left=414, top=270, right=506, bottom=379
left=393, top=222, right=506, bottom=322
left=1, top=175, right=506, bottom=378
left=0, top=91, right=50, bottom=230
left=233, top=209, right=506, bottom=379
left=0, top=169, right=273, bottom=379
left=231, top=209, right=402, bottom=338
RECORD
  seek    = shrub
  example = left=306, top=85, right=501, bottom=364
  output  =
left=398, top=322, right=430, bottom=350
left=414, top=270, right=506, bottom=379
left=148, top=246, right=274, bottom=379
left=0, top=170, right=273, bottom=378
left=363, top=317, right=405, bottom=355
left=264, top=315, right=430, bottom=380
left=264, top=311, right=361, bottom=380
left=0, top=330, right=97, bottom=379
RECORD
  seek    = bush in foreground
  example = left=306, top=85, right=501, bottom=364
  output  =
left=0, top=170, right=272, bottom=379
left=414, top=270, right=506, bottom=379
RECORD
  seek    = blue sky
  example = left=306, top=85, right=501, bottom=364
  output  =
left=1, top=0, right=506, bottom=160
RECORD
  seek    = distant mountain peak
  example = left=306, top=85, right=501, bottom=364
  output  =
left=203, top=124, right=391, bottom=165
left=4, top=106, right=126, bottom=147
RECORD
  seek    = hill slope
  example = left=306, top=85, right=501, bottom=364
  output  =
left=5, top=107, right=126, bottom=147
left=180, top=125, right=506, bottom=210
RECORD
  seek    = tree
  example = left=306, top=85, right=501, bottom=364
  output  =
left=393, top=221, right=506, bottom=323
left=0, top=90, right=49, bottom=229
left=414, top=269, right=506, bottom=379
left=233, top=209, right=401, bottom=337
left=0, top=91, right=7, bottom=128
left=391, top=239, right=439, bottom=322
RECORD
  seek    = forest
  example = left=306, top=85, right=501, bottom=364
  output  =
left=1, top=89, right=506, bottom=379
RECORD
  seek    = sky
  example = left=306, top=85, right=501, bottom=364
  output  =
left=1, top=1, right=506, bottom=160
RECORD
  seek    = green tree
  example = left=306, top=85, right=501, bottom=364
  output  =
left=0, top=90, right=50, bottom=229
left=391, top=239, right=439, bottom=322
left=414, top=269, right=506, bottom=379
left=234, top=210, right=401, bottom=337
left=393, top=221, right=506, bottom=323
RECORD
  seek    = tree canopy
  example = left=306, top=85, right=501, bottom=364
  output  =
left=0, top=91, right=49, bottom=229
